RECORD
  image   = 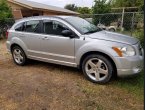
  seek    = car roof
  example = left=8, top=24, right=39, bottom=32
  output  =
left=16, top=16, right=72, bottom=22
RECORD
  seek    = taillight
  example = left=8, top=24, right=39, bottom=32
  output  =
left=6, top=31, right=9, bottom=39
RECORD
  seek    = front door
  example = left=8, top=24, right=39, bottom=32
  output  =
left=40, top=20, right=75, bottom=66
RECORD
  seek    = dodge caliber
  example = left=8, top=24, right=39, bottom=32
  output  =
left=6, top=16, right=144, bottom=84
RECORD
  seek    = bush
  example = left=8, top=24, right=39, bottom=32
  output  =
left=133, top=29, right=144, bottom=47
left=0, top=0, right=13, bottom=39
left=0, top=0, right=12, bottom=21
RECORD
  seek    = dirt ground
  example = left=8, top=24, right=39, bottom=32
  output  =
left=0, top=39, right=144, bottom=110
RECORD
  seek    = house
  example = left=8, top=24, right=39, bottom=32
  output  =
left=7, top=0, right=79, bottom=19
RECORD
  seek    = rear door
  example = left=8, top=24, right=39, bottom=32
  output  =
left=21, top=20, right=42, bottom=57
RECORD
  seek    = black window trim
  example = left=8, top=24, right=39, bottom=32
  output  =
left=14, top=18, right=80, bottom=38
left=23, top=20, right=42, bottom=34
left=14, top=22, right=25, bottom=32
left=15, top=20, right=43, bottom=34
left=42, top=19, right=79, bottom=38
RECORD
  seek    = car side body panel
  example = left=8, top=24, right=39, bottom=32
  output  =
left=75, top=37, right=121, bottom=67
left=7, top=31, right=28, bottom=55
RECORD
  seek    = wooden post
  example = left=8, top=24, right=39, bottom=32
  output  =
left=131, top=12, right=135, bottom=36
left=121, top=7, right=125, bottom=31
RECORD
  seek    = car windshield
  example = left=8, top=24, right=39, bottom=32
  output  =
left=65, top=16, right=102, bottom=34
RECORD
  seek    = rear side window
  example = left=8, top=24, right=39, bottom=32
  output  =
left=15, top=23, right=24, bottom=31
left=24, top=20, right=41, bottom=33
left=15, top=20, right=41, bottom=33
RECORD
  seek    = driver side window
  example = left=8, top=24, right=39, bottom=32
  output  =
left=43, top=20, right=69, bottom=36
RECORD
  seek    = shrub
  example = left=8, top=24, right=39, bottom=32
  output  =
left=133, top=29, right=144, bottom=47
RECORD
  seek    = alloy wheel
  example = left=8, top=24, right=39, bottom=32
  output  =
left=85, top=58, right=109, bottom=81
left=13, top=49, right=24, bottom=64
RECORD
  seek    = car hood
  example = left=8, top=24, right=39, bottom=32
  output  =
left=88, top=31, right=138, bottom=45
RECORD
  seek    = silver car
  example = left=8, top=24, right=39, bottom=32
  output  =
left=6, top=16, right=144, bottom=84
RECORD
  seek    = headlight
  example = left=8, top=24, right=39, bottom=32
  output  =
left=112, top=46, right=135, bottom=57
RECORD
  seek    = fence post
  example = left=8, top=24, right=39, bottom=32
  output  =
left=131, top=12, right=135, bottom=36
left=121, top=7, right=125, bottom=31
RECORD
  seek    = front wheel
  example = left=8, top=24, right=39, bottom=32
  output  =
left=12, top=46, right=27, bottom=66
left=82, top=54, right=113, bottom=84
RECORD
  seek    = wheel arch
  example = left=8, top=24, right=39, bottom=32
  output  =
left=11, top=43, right=22, bottom=52
left=10, top=36, right=28, bottom=54
left=10, top=43, right=27, bottom=58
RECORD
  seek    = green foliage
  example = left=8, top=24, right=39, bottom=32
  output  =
left=0, top=0, right=12, bottom=22
left=92, top=0, right=112, bottom=25
left=77, top=7, right=91, bottom=14
left=133, top=29, right=144, bottom=47
left=112, top=0, right=144, bottom=11
left=112, top=0, right=142, bottom=7
left=113, top=71, right=144, bottom=100
left=64, top=4, right=78, bottom=11
left=64, top=4, right=91, bottom=15
left=93, top=0, right=111, bottom=14
left=0, top=0, right=13, bottom=38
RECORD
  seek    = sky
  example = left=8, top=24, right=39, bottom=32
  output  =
left=29, top=0, right=94, bottom=8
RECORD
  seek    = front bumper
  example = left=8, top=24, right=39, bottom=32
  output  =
left=114, top=53, right=144, bottom=77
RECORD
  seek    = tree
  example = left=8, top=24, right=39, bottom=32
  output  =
left=77, top=7, right=91, bottom=14
left=92, top=0, right=112, bottom=25
left=111, top=0, right=144, bottom=11
left=64, top=4, right=78, bottom=11
left=0, top=0, right=12, bottom=38
left=93, top=0, right=111, bottom=14
left=0, top=0, right=12, bottom=21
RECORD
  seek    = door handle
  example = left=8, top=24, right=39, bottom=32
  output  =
left=42, top=37, right=49, bottom=40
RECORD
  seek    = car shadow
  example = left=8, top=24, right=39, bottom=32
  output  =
left=26, top=59, right=82, bottom=75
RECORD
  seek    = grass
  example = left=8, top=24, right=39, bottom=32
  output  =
left=114, top=29, right=144, bottom=100
left=112, top=70, right=144, bottom=100
left=116, top=30, right=133, bottom=36
left=75, top=70, right=144, bottom=109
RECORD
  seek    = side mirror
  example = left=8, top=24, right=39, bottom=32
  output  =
left=61, top=30, right=74, bottom=38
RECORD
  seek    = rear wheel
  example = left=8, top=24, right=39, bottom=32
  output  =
left=12, top=46, right=27, bottom=66
left=82, top=54, right=113, bottom=84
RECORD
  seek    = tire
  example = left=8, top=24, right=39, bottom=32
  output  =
left=12, top=46, right=27, bottom=66
left=82, top=54, right=113, bottom=84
